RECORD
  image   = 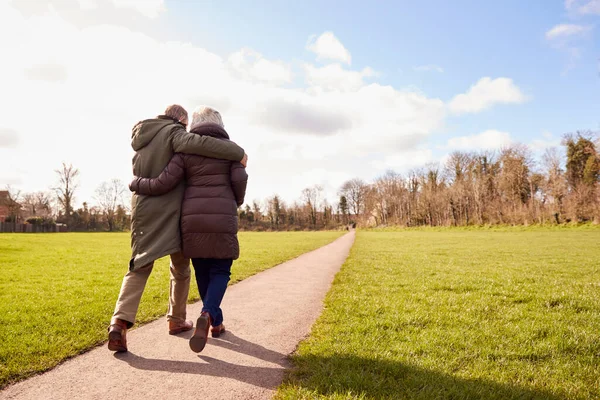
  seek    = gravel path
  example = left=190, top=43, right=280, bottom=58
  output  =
left=1, top=231, right=355, bottom=400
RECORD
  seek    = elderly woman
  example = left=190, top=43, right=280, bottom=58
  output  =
left=129, top=106, right=248, bottom=353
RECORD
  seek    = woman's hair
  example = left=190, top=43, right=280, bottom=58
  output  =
left=164, top=104, right=188, bottom=125
left=190, top=106, right=224, bottom=130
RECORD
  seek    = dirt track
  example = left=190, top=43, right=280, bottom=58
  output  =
left=1, top=231, right=355, bottom=400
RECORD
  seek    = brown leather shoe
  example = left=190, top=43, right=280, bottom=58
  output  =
left=108, top=319, right=128, bottom=352
left=168, top=319, right=194, bottom=335
left=189, top=312, right=211, bottom=353
left=211, top=324, right=226, bottom=338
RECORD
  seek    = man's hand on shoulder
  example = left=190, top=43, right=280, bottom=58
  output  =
left=240, top=153, right=248, bottom=168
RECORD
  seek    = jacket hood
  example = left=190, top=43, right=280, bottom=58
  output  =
left=131, top=116, right=181, bottom=151
left=190, top=123, right=230, bottom=140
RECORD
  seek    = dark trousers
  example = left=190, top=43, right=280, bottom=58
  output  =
left=192, top=258, right=232, bottom=327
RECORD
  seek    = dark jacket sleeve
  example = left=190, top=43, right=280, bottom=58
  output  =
left=130, top=154, right=185, bottom=196
left=230, top=162, right=248, bottom=207
left=171, top=126, right=244, bottom=161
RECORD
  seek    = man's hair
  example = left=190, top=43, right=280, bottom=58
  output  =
left=164, top=104, right=188, bottom=124
left=190, top=106, right=224, bottom=130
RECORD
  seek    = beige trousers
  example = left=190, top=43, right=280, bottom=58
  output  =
left=111, top=252, right=190, bottom=327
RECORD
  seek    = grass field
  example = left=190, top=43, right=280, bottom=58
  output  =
left=277, top=229, right=600, bottom=400
left=0, top=231, right=344, bottom=388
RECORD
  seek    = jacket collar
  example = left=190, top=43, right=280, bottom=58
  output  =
left=157, top=115, right=186, bottom=127
left=190, top=123, right=230, bottom=140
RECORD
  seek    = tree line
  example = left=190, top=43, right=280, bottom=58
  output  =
left=4, top=131, right=598, bottom=232
left=242, top=131, right=599, bottom=230
left=4, top=164, right=131, bottom=232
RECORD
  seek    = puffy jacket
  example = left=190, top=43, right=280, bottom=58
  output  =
left=130, top=123, right=248, bottom=260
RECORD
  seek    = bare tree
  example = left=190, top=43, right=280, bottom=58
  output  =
left=372, top=175, right=390, bottom=225
left=444, top=152, right=475, bottom=225
left=374, top=171, right=406, bottom=225
left=21, top=193, right=36, bottom=217
left=252, top=200, right=263, bottom=222
left=339, top=179, right=368, bottom=218
left=95, top=179, right=126, bottom=232
left=498, top=144, right=533, bottom=223
left=302, top=185, right=323, bottom=227
left=22, top=191, right=53, bottom=218
left=542, top=147, right=567, bottom=223
left=421, top=163, right=444, bottom=226
left=54, top=163, right=79, bottom=224
left=4, top=185, right=22, bottom=223
left=471, top=152, right=499, bottom=224
left=266, top=195, right=286, bottom=227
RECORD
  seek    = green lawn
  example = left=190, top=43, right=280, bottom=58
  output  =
left=0, top=231, right=344, bottom=388
left=277, top=229, right=600, bottom=400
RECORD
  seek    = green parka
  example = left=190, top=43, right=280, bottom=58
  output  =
left=129, top=116, right=244, bottom=270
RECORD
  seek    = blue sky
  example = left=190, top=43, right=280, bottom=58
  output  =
left=166, top=0, right=599, bottom=141
left=0, top=0, right=598, bottom=207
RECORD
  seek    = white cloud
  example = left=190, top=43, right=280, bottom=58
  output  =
left=0, top=128, right=19, bottom=148
left=112, top=0, right=164, bottom=17
left=253, top=99, right=352, bottom=135
left=24, top=63, right=69, bottom=83
left=76, top=0, right=98, bottom=10
left=78, top=0, right=165, bottom=18
left=372, top=149, right=434, bottom=171
left=545, top=23, right=592, bottom=72
left=0, top=2, right=492, bottom=208
left=228, top=48, right=292, bottom=84
left=579, top=0, right=600, bottom=13
left=448, top=77, right=528, bottom=114
left=446, top=130, right=513, bottom=150
left=565, top=0, right=600, bottom=15
left=304, top=63, right=377, bottom=91
left=413, top=64, right=444, bottom=73
left=306, top=32, right=352, bottom=64
left=545, top=24, right=591, bottom=40
left=529, top=131, right=561, bottom=151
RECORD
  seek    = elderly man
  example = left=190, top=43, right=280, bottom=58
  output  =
left=108, top=105, right=247, bottom=352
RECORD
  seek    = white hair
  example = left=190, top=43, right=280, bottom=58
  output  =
left=190, top=106, right=224, bottom=130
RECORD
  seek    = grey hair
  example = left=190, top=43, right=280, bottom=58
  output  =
left=190, top=106, right=224, bottom=130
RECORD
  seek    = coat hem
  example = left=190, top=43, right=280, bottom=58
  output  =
left=129, top=245, right=183, bottom=271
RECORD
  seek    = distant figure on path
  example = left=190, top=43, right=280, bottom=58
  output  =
left=108, top=105, right=248, bottom=353
left=130, top=106, right=248, bottom=353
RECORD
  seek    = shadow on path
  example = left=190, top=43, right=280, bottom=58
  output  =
left=114, top=331, right=289, bottom=390
left=171, top=330, right=290, bottom=367
left=117, top=330, right=565, bottom=399
left=282, top=354, right=565, bottom=400
left=210, top=331, right=290, bottom=367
